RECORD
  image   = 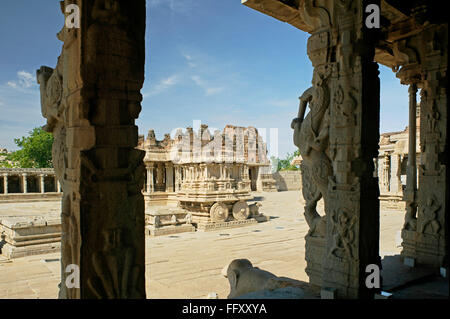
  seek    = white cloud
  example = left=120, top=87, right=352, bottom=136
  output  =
left=148, top=0, right=194, bottom=13
left=205, top=87, right=224, bottom=95
left=6, top=81, right=18, bottom=89
left=191, top=75, right=224, bottom=96
left=6, top=70, right=37, bottom=90
left=182, top=52, right=197, bottom=68
left=144, top=74, right=180, bottom=97
left=182, top=53, right=192, bottom=61
left=268, top=99, right=294, bottom=108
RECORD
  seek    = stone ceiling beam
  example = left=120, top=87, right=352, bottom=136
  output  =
left=241, top=0, right=313, bottom=33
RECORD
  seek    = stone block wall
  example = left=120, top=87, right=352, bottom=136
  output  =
left=272, top=171, right=301, bottom=191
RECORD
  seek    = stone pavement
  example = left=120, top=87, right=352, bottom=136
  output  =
left=0, top=191, right=405, bottom=299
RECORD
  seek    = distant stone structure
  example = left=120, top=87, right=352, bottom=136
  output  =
left=0, top=125, right=277, bottom=257
left=377, top=128, right=419, bottom=209
left=0, top=168, right=62, bottom=201
left=0, top=168, right=62, bottom=258
left=138, top=124, right=274, bottom=233
left=376, top=106, right=420, bottom=209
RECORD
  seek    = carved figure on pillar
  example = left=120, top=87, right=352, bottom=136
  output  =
left=291, top=69, right=332, bottom=237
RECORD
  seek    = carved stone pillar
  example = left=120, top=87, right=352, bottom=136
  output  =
left=396, top=154, right=403, bottom=194
left=389, top=154, right=399, bottom=194
left=39, top=174, right=45, bottom=193
left=414, top=26, right=448, bottom=268
left=383, top=154, right=391, bottom=192
left=3, top=173, right=8, bottom=194
left=204, top=164, right=208, bottom=180
left=402, top=84, right=419, bottom=232
left=56, top=176, right=61, bottom=193
left=146, top=164, right=154, bottom=193
left=173, top=165, right=179, bottom=191
left=165, top=162, right=174, bottom=192
left=291, top=0, right=381, bottom=298
left=407, top=84, right=418, bottom=190
left=399, top=23, right=448, bottom=269
left=155, top=163, right=165, bottom=191
left=37, top=0, right=146, bottom=298
left=22, top=173, right=28, bottom=194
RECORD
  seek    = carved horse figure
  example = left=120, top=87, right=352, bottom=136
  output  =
left=291, top=71, right=332, bottom=237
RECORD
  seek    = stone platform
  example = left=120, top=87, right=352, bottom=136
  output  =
left=195, top=213, right=269, bottom=231
left=0, top=215, right=61, bottom=259
left=145, top=206, right=196, bottom=236
left=196, top=218, right=259, bottom=232
left=146, top=224, right=196, bottom=236
left=0, top=193, right=63, bottom=203
left=146, top=200, right=269, bottom=235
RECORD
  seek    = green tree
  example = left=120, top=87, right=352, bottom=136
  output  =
left=5, top=127, right=54, bottom=168
left=272, top=150, right=300, bottom=171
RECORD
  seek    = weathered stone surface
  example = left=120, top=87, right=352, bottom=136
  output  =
left=222, top=258, right=309, bottom=299
left=37, top=0, right=147, bottom=299
left=287, top=1, right=381, bottom=299
left=245, top=0, right=448, bottom=299
left=145, top=206, right=195, bottom=236
left=272, top=171, right=301, bottom=191
left=397, top=23, right=448, bottom=268
left=0, top=215, right=61, bottom=259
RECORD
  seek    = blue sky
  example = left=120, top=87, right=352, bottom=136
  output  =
left=0, top=0, right=409, bottom=158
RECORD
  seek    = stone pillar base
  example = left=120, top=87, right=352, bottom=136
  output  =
left=305, top=235, right=326, bottom=287
left=401, top=229, right=417, bottom=261
left=401, top=229, right=446, bottom=267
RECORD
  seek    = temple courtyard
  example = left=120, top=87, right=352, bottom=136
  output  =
left=0, top=191, right=443, bottom=299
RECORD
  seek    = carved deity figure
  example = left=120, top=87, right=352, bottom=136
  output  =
left=291, top=70, right=332, bottom=237
left=330, top=210, right=356, bottom=260
left=419, top=196, right=441, bottom=235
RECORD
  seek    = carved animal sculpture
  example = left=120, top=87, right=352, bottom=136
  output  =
left=291, top=73, right=332, bottom=237
left=249, top=202, right=262, bottom=216
left=222, top=259, right=301, bottom=298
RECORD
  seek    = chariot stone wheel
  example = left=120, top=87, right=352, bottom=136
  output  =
left=210, top=202, right=229, bottom=222
left=232, top=201, right=250, bottom=221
